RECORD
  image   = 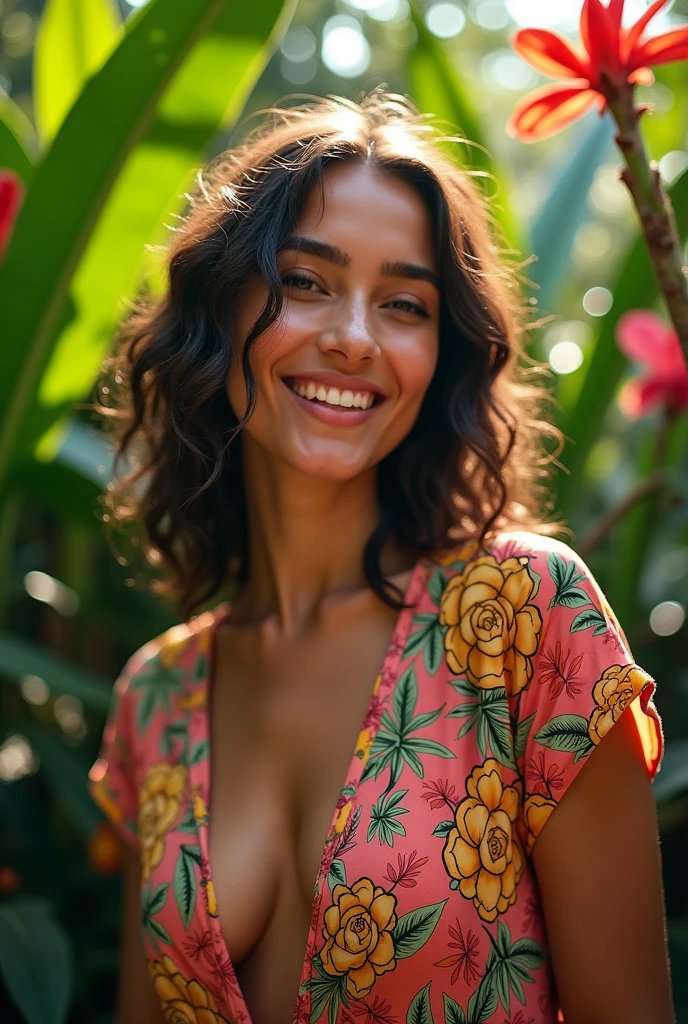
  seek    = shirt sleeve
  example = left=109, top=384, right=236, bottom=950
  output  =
left=514, top=538, right=665, bottom=856
left=88, top=649, right=147, bottom=852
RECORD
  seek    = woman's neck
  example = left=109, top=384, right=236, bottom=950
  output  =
left=229, top=438, right=414, bottom=636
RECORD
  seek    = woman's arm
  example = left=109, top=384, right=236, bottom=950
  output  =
left=116, top=846, right=167, bottom=1024
left=531, top=703, right=675, bottom=1024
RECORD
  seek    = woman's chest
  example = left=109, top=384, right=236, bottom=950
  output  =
left=203, top=602, right=413, bottom=1019
left=135, top=580, right=559, bottom=1023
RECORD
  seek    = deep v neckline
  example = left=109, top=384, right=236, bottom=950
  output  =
left=188, top=553, right=430, bottom=1024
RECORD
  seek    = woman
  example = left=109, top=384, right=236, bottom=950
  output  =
left=89, top=90, right=673, bottom=1024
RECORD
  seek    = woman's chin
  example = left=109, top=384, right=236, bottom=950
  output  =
left=281, top=443, right=377, bottom=481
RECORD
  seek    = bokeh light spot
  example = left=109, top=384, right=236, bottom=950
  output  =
left=583, top=286, right=613, bottom=317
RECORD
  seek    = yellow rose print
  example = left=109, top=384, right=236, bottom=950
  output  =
left=192, top=785, right=209, bottom=828
left=148, top=955, right=229, bottom=1023
left=439, top=553, right=542, bottom=695
left=588, top=664, right=652, bottom=745
left=519, top=793, right=557, bottom=856
left=443, top=758, right=524, bottom=922
left=139, top=763, right=188, bottom=881
left=321, top=877, right=398, bottom=998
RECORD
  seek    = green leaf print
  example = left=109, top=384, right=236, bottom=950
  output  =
left=394, top=899, right=447, bottom=959
left=131, top=659, right=184, bottom=732
left=487, top=921, right=546, bottom=1014
left=570, top=607, right=608, bottom=636
left=173, top=844, right=201, bottom=929
left=327, top=858, right=347, bottom=890
left=160, top=719, right=188, bottom=757
left=368, top=789, right=410, bottom=846
left=177, top=794, right=199, bottom=833
left=362, top=664, right=454, bottom=790
left=394, top=666, right=418, bottom=733
left=442, top=993, right=467, bottom=1024
left=404, top=613, right=439, bottom=659
left=428, top=567, right=448, bottom=607
left=407, top=981, right=435, bottom=1024
left=309, top=954, right=348, bottom=1023
left=140, top=883, right=171, bottom=952
left=514, top=713, right=536, bottom=762
left=189, top=739, right=209, bottom=765
left=466, top=972, right=498, bottom=1024
left=431, top=819, right=454, bottom=837
left=546, top=551, right=590, bottom=611
left=423, top=620, right=445, bottom=676
left=534, top=714, right=595, bottom=763
left=446, top=683, right=516, bottom=770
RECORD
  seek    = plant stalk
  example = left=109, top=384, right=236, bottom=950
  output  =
left=603, top=76, right=688, bottom=362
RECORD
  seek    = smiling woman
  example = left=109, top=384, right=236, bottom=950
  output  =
left=89, top=88, right=671, bottom=1024
left=99, top=88, right=562, bottom=619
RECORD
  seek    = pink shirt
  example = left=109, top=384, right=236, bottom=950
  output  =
left=89, top=530, right=664, bottom=1024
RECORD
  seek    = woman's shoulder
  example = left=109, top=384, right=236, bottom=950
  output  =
left=426, top=529, right=586, bottom=588
left=108, top=603, right=228, bottom=735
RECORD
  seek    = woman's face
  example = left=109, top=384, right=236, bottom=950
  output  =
left=227, top=160, right=441, bottom=480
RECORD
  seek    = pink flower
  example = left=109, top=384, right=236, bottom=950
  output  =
left=616, top=310, right=688, bottom=417
left=0, top=171, right=23, bottom=264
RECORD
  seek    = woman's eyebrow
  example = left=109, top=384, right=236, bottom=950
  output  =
left=279, top=235, right=441, bottom=292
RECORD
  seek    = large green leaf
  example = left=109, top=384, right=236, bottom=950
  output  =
left=32, top=0, right=292, bottom=457
left=0, top=633, right=112, bottom=712
left=406, top=0, right=520, bottom=248
left=0, top=898, right=73, bottom=1024
left=0, top=0, right=292, bottom=488
left=33, top=0, right=122, bottom=145
left=22, top=722, right=102, bottom=839
left=612, top=411, right=688, bottom=625
left=555, top=167, right=688, bottom=518
left=530, top=114, right=614, bottom=311
left=0, top=95, right=36, bottom=186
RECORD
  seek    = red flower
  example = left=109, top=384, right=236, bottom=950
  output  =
left=616, top=309, right=688, bottom=416
left=507, top=0, right=688, bottom=142
left=434, top=918, right=481, bottom=986
left=0, top=171, right=24, bottom=263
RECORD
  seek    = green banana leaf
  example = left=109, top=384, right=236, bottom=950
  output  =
left=0, top=898, right=72, bottom=1024
left=555, top=167, right=688, bottom=518
left=0, top=0, right=293, bottom=489
left=0, top=633, right=112, bottom=712
left=0, top=94, right=36, bottom=185
left=22, top=722, right=102, bottom=840
left=32, top=0, right=292, bottom=457
left=530, top=114, right=615, bottom=312
left=406, top=0, right=520, bottom=249
left=33, top=0, right=122, bottom=145
left=612, top=412, right=688, bottom=626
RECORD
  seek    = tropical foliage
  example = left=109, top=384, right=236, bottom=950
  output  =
left=0, top=0, right=687, bottom=1021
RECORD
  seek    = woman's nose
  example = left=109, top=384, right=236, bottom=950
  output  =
left=316, top=295, right=380, bottom=362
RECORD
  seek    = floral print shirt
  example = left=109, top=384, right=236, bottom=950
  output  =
left=89, top=530, right=664, bottom=1024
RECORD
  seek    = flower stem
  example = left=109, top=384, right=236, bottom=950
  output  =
left=603, top=76, right=688, bottom=362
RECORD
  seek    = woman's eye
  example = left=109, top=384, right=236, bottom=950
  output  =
left=389, top=298, right=430, bottom=318
left=281, top=273, right=319, bottom=292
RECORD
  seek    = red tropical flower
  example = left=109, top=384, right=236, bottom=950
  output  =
left=507, top=0, right=688, bottom=142
left=434, top=917, right=481, bottom=986
left=0, top=171, right=24, bottom=263
left=616, top=309, right=688, bottom=416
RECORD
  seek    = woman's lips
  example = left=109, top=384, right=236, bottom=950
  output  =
left=281, top=379, right=382, bottom=426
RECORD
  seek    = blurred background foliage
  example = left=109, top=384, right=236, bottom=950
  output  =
left=0, top=0, right=687, bottom=1021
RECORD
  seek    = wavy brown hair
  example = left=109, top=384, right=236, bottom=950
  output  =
left=98, top=88, right=568, bottom=621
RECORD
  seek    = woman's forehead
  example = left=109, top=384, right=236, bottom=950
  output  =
left=292, top=162, right=439, bottom=268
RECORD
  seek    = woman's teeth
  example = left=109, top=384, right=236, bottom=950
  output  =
left=287, top=379, right=376, bottom=410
